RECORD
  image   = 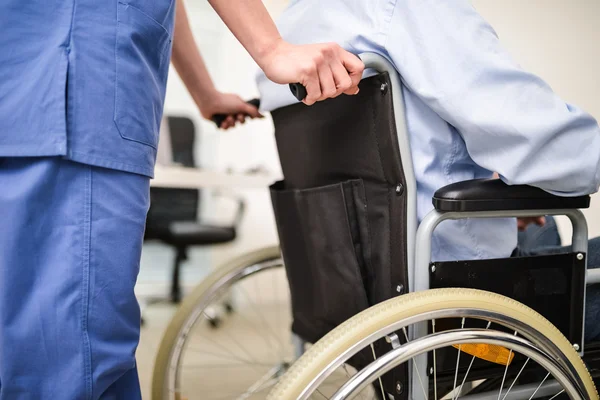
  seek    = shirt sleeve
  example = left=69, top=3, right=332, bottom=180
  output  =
left=383, top=0, right=600, bottom=196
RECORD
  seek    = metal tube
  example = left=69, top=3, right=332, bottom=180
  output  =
left=460, top=380, right=562, bottom=400
left=361, top=52, right=419, bottom=293
left=361, top=52, right=422, bottom=400
left=412, top=208, right=591, bottom=397
left=588, top=269, right=600, bottom=285
left=567, top=209, right=588, bottom=255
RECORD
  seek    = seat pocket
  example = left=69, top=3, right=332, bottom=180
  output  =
left=114, top=2, right=172, bottom=149
left=270, top=179, right=371, bottom=343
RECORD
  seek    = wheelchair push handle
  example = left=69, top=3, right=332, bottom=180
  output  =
left=289, top=54, right=364, bottom=102
left=289, top=83, right=308, bottom=102
left=210, top=98, right=261, bottom=128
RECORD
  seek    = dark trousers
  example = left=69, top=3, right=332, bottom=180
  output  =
left=516, top=216, right=600, bottom=342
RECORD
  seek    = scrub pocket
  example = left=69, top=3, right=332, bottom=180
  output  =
left=114, top=2, right=172, bottom=149
left=270, top=179, right=371, bottom=343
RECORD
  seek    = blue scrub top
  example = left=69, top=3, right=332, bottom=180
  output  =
left=0, top=0, right=176, bottom=177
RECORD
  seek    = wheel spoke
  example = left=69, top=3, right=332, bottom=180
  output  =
left=451, top=318, right=466, bottom=400
left=370, top=343, right=387, bottom=400
left=547, top=389, right=565, bottom=400
left=500, top=358, right=530, bottom=400
left=527, top=372, right=551, bottom=400
left=200, top=310, right=265, bottom=366
left=456, top=321, right=492, bottom=399
left=432, top=319, right=438, bottom=400
left=190, top=324, right=264, bottom=369
left=497, top=331, right=518, bottom=400
left=237, top=285, right=285, bottom=359
left=184, top=346, right=262, bottom=365
left=237, top=364, right=284, bottom=400
left=182, top=362, right=276, bottom=369
left=402, top=327, right=428, bottom=400
left=315, top=388, right=329, bottom=399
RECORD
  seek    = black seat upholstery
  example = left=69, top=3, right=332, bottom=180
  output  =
left=168, top=222, right=236, bottom=245
left=144, top=116, right=243, bottom=303
left=433, top=178, right=590, bottom=212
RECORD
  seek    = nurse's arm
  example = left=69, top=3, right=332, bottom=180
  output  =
left=208, top=0, right=364, bottom=105
left=171, top=0, right=261, bottom=129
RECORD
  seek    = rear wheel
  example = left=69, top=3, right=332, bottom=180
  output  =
left=268, top=288, right=598, bottom=400
left=152, top=246, right=293, bottom=400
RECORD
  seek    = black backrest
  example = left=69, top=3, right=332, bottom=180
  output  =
left=270, top=73, right=409, bottom=398
left=168, top=116, right=197, bottom=168
left=145, top=116, right=199, bottom=240
left=271, top=73, right=408, bottom=307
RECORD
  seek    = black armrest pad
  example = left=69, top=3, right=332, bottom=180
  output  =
left=433, top=179, right=590, bottom=212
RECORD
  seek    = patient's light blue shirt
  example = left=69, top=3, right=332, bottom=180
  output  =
left=257, top=0, right=600, bottom=261
left=0, top=0, right=176, bottom=177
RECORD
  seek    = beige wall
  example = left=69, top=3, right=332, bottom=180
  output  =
left=163, top=0, right=600, bottom=263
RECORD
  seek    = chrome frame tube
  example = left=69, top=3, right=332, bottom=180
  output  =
left=360, top=53, right=419, bottom=293
left=414, top=208, right=588, bottom=294
left=360, top=51, right=420, bottom=400
left=411, top=209, right=588, bottom=398
left=460, top=380, right=563, bottom=400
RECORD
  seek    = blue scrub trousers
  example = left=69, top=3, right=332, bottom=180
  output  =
left=0, top=157, right=148, bottom=399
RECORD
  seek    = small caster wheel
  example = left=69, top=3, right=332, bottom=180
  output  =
left=208, top=317, right=222, bottom=329
left=171, top=292, right=182, bottom=304
left=224, top=303, right=234, bottom=314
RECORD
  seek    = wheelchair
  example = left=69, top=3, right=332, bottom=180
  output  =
left=152, top=53, right=600, bottom=400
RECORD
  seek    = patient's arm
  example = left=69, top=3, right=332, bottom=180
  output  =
left=384, top=0, right=600, bottom=196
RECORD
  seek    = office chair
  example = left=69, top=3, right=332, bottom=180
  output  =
left=144, top=116, right=246, bottom=304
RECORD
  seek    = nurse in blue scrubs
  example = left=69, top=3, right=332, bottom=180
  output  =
left=0, top=0, right=364, bottom=398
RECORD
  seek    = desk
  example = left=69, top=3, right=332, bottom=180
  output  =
left=152, top=165, right=276, bottom=189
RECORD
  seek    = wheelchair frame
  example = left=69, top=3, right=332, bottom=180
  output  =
left=334, top=53, right=600, bottom=400
left=152, top=52, right=600, bottom=400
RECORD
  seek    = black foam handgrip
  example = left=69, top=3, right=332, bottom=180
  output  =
left=289, top=83, right=307, bottom=101
left=288, top=54, right=363, bottom=102
left=211, top=98, right=261, bottom=127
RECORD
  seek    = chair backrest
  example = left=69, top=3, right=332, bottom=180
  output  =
left=270, top=69, right=411, bottom=397
left=168, top=116, right=197, bottom=168
left=145, top=116, right=200, bottom=240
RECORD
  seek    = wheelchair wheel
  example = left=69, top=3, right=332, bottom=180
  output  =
left=152, top=245, right=293, bottom=400
left=268, top=288, right=598, bottom=400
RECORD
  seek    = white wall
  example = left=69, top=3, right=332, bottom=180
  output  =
left=161, top=1, right=288, bottom=269
left=162, top=0, right=600, bottom=263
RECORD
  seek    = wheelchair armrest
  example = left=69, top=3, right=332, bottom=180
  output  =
left=432, top=178, right=590, bottom=212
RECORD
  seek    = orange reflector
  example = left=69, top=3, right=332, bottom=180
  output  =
left=452, top=343, right=514, bottom=366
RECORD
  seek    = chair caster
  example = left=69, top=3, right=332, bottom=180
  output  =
left=208, top=317, right=222, bottom=329
left=224, top=302, right=234, bottom=314
left=171, top=292, right=182, bottom=304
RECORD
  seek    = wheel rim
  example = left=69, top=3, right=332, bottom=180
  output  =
left=331, top=329, right=581, bottom=400
left=288, top=310, right=589, bottom=400
left=164, top=258, right=292, bottom=399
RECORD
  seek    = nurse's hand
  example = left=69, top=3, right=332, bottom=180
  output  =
left=200, top=92, right=263, bottom=130
left=258, top=40, right=364, bottom=106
